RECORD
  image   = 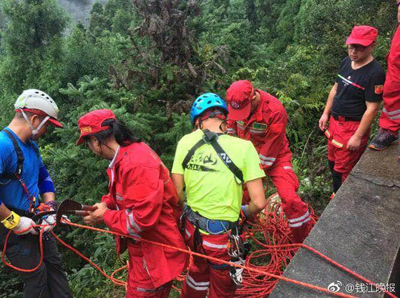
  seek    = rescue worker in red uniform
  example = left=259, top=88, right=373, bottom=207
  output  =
left=226, top=80, right=312, bottom=243
left=77, top=109, right=189, bottom=298
left=369, top=2, right=400, bottom=152
left=319, top=26, right=385, bottom=194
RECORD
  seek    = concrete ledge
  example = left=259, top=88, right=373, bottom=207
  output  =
left=270, top=143, right=400, bottom=298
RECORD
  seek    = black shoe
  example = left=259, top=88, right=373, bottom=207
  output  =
left=369, top=129, right=398, bottom=151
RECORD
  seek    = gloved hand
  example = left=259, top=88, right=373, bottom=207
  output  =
left=241, top=205, right=250, bottom=219
left=44, top=201, right=58, bottom=211
left=42, top=214, right=56, bottom=232
left=1, top=212, right=38, bottom=235
left=41, top=201, right=58, bottom=232
left=14, top=216, right=39, bottom=235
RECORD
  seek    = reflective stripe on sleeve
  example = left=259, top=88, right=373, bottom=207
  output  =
left=260, top=160, right=274, bottom=166
left=126, top=211, right=142, bottom=236
left=127, top=224, right=141, bottom=238
left=259, top=154, right=276, bottom=162
left=259, top=154, right=276, bottom=166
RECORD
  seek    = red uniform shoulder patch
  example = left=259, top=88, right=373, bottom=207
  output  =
left=375, top=85, right=384, bottom=95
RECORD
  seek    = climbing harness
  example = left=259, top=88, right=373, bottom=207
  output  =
left=184, top=205, right=239, bottom=235
left=1, top=129, right=40, bottom=213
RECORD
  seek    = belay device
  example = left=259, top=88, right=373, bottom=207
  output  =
left=228, top=223, right=251, bottom=286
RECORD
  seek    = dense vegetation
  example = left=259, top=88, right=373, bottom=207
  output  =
left=0, top=0, right=397, bottom=297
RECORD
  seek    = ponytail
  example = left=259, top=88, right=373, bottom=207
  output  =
left=91, top=118, right=140, bottom=146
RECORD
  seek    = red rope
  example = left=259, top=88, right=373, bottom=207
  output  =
left=2, top=228, right=44, bottom=272
left=51, top=232, right=126, bottom=287
left=1, top=196, right=397, bottom=298
left=235, top=201, right=397, bottom=298
left=61, top=219, right=358, bottom=298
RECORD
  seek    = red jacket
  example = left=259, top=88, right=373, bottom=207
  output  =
left=227, top=90, right=292, bottom=170
left=102, top=142, right=188, bottom=287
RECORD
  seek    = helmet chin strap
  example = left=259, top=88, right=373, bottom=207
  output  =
left=20, top=109, right=50, bottom=136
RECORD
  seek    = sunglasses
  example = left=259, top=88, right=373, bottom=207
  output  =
left=348, top=44, right=369, bottom=52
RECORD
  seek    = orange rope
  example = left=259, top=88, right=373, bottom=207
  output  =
left=51, top=232, right=126, bottom=287
left=1, top=200, right=397, bottom=298
left=59, top=218, right=396, bottom=298
left=2, top=226, right=46, bottom=273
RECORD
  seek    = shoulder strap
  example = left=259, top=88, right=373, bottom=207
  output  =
left=182, top=130, right=244, bottom=183
left=1, top=129, right=24, bottom=179
left=182, top=138, right=206, bottom=169
left=203, top=130, right=244, bottom=183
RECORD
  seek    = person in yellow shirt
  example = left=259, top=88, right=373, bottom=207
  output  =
left=171, top=93, right=267, bottom=298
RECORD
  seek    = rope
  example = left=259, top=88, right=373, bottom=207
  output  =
left=51, top=232, right=126, bottom=287
left=2, top=228, right=45, bottom=273
left=1, top=195, right=397, bottom=298
left=235, top=200, right=397, bottom=297
left=61, top=219, right=358, bottom=298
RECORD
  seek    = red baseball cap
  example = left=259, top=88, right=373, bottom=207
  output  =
left=346, top=25, right=378, bottom=46
left=226, top=80, right=254, bottom=121
left=76, top=109, right=116, bottom=145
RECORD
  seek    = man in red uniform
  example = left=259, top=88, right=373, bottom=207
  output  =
left=226, top=80, right=312, bottom=243
left=77, top=109, right=188, bottom=298
left=319, top=26, right=385, bottom=195
left=369, top=2, right=400, bottom=152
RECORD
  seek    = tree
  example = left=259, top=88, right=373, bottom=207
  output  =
left=110, top=0, right=219, bottom=103
left=0, top=0, right=68, bottom=92
left=0, top=0, right=398, bottom=296
left=0, top=0, right=68, bottom=126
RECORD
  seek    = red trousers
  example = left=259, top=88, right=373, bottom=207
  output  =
left=379, top=25, right=400, bottom=133
left=126, top=245, right=173, bottom=298
left=326, top=116, right=369, bottom=181
left=379, top=89, right=400, bottom=133
left=242, top=162, right=312, bottom=243
left=264, top=162, right=312, bottom=243
left=180, top=221, right=236, bottom=298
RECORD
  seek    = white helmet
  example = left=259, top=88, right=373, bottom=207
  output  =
left=15, top=89, right=63, bottom=129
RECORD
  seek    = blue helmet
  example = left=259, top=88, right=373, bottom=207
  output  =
left=190, top=93, right=228, bottom=125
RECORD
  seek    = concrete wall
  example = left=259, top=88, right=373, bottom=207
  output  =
left=270, top=143, right=400, bottom=298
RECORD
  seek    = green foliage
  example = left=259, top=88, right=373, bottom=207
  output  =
left=0, top=0, right=68, bottom=94
left=0, top=264, right=22, bottom=298
left=0, top=0, right=398, bottom=296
